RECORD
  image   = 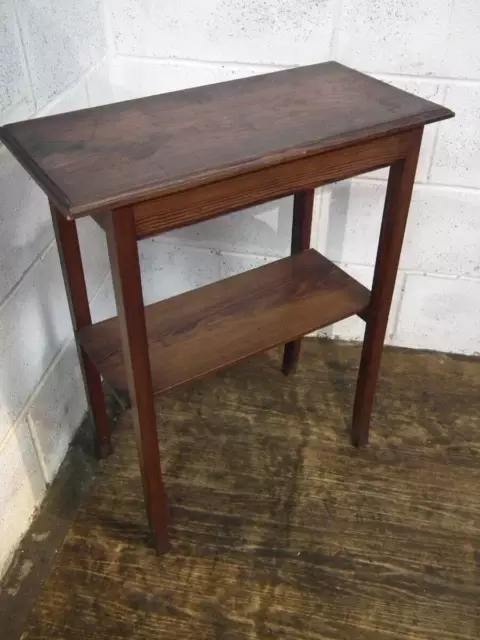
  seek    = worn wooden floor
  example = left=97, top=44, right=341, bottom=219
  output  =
left=20, top=339, right=480, bottom=639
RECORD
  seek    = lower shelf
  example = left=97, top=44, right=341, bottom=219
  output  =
left=78, top=249, right=370, bottom=395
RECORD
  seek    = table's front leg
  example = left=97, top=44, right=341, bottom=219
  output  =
left=352, top=128, right=423, bottom=446
left=282, top=189, right=315, bottom=375
left=105, top=206, right=170, bottom=553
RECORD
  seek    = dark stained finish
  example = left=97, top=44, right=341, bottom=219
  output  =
left=0, top=63, right=454, bottom=555
left=352, top=130, right=423, bottom=447
left=104, top=207, right=170, bottom=553
left=133, top=130, right=413, bottom=238
left=79, top=249, right=370, bottom=394
left=282, top=190, right=315, bottom=376
left=17, top=340, right=480, bottom=640
left=49, top=204, right=112, bottom=458
left=0, top=62, right=453, bottom=218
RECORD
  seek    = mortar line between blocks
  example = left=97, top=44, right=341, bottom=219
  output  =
left=102, top=0, right=116, bottom=61
left=219, top=249, right=280, bottom=261
left=0, top=239, right=56, bottom=316
left=83, top=56, right=108, bottom=106
left=88, top=267, right=112, bottom=309
left=389, top=272, right=407, bottom=341
left=425, top=126, right=440, bottom=183
left=0, top=251, right=108, bottom=451
left=315, top=187, right=330, bottom=255
left=378, top=71, right=480, bottom=87
left=14, top=271, right=111, bottom=463
left=0, top=98, right=32, bottom=128
left=2, top=65, right=94, bottom=128
left=114, top=54, right=480, bottom=85
left=35, top=68, right=93, bottom=118
left=152, top=236, right=285, bottom=261
left=400, top=270, right=480, bottom=282
left=426, top=85, right=449, bottom=181
left=330, top=0, right=344, bottom=59
left=0, top=336, right=77, bottom=456
left=356, top=176, right=480, bottom=195
left=25, top=413, right=50, bottom=483
left=12, top=1, right=37, bottom=112
left=115, top=53, right=287, bottom=72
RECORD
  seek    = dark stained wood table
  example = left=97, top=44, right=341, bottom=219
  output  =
left=0, top=62, right=453, bottom=553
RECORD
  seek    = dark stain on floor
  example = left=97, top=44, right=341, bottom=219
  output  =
left=2, top=338, right=480, bottom=639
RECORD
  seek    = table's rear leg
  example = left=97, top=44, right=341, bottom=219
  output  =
left=105, top=206, right=170, bottom=553
left=50, top=203, right=112, bottom=458
left=352, top=128, right=423, bottom=446
left=282, top=189, right=315, bottom=375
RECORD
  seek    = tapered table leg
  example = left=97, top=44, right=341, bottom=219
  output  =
left=282, top=189, right=315, bottom=375
left=352, top=128, right=423, bottom=446
left=105, top=206, right=170, bottom=553
left=50, top=203, right=112, bottom=458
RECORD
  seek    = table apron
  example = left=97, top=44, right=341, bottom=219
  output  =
left=133, top=129, right=415, bottom=239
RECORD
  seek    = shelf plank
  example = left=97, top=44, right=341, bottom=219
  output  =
left=78, top=250, right=370, bottom=395
left=0, top=62, right=453, bottom=218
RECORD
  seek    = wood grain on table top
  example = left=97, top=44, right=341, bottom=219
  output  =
left=0, top=62, right=453, bottom=218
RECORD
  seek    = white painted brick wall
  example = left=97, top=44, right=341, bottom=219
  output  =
left=0, top=151, right=52, bottom=304
left=322, top=264, right=404, bottom=343
left=15, top=0, right=106, bottom=109
left=0, top=244, right=71, bottom=437
left=110, top=0, right=336, bottom=65
left=0, top=419, right=46, bottom=574
left=161, top=198, right=295, bottom=259
left=107, top=57, right=279, bottom=104
left=0, top=1, right=34, bottom=120
left=430, top=84, right=480, bottom=188
left=396, top=275, right=480, bottom=354
left=139, top=240, right=221, bottom=305
left=337, top=0, right=480, bottom=79
left=26, top=342, right=87, bottom=484
left=0, top=1, right=107, bottom=576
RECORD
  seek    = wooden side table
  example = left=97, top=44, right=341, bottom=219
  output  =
left=0, top=62, right=453, bottom=553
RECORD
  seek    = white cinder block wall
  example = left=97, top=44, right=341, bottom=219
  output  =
left=0, top=0, right=111, bottom=576
left=1, top=0, right=480, bottom=577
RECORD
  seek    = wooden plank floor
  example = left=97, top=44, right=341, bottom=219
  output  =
left=18, top=339, right=480, bottom=639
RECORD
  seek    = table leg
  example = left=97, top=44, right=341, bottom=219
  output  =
left=105, top=206, right=170, bottom=553
left=282, top=189, right=315, bottom=375
left=50, top=203, right=112, bottom=458
left=352, top=128, right=423, bottom=446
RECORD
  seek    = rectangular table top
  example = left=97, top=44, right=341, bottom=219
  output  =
left=0, top=61, right=453, bottom=218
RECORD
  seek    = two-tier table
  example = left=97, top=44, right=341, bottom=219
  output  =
left=0, top=62, right=453, bottom=553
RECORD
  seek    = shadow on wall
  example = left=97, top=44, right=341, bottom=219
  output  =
left=12, top=0, right=103, bottom=113
left=0, top=227, right=74, bottom=440
left=0, top=0, right=91, bottom=433
left=0, top=0, right=106, bottom=528
left=0, top=189, right=73, bottom=573
left=0, top=6, right=89, bottom=558
left=0, top=420, right=46, bottom=574
left=324, top=181, right=353, bottom=265
left=0, top=154, right=53, bottom=304
left=135, top=196, right=296, bottom=308
left=166, top=196, right=295, bottom=258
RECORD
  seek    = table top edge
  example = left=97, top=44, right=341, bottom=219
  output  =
left=0, top=61, right=454, bottom=219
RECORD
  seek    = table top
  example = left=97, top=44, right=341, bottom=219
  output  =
left=0, top=61, right=453, bottom=218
